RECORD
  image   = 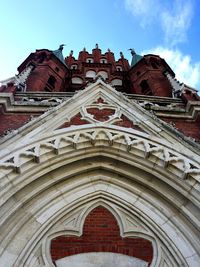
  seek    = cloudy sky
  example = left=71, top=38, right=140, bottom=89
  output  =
left=0, top=0, right=200, bottom=90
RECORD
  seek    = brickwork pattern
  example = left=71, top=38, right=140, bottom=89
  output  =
left=163, top=116, right=200, bottom=142
left=58, top=113, right=89, bottom=129
left=51, top=206, right=153, bottom=265
left=0, top=113, right=39, bottom=135
left=87, top=108, right=115, bottom=121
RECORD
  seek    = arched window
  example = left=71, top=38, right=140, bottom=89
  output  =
left=86, top=58, right=94, bottom=63
left=38, top=52, right=46, bottom=63
left=100, top=58, right=107, bottom=64
left=111, top=79, right=122, bottom=86
left=150, top=58, right=159, bottom=69
left=97, top=71, right=108, bottom=80
left=116, top=66, right=122, bottom=71
left=151, top=62, right=158, bottom=69
left=72, top=77, right=83, bottom=84
left=140, top=80, right=152, bottom=95
left=86, top=70, right=96, bottom=78
left=47, top=75, right=56, bottom=89
left=71, top=64, right=78, bottom=70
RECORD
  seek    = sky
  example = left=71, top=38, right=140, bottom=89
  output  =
left=0, top=0, right=200, bottom=90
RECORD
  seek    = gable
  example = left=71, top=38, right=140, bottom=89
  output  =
left=0, top=79, right=200, bottom=267
left=0, top=78, right=200, bottom=161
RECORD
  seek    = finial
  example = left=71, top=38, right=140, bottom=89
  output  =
left=120, top=52, right=124, bottom=58
left=128, top=48, right=136, bottom=56
left=129, top=49, right=143, bottom=67
left=59, top=44, right=65, bottom=51
left=107, top=48, right=111, bottom=52
left=95, top=43, right=99, bottom=49
left=83, top=47, right=86, bottom=51
left=70, top=50, right=73, bottom=56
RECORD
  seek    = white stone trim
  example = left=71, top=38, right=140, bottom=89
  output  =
left=0, top=126, right=199, bottom=266
left=0, top=79, right=200, bottom=267
left=0, top=126, right=199, bottom=180
left=1, top=79, right=199, bottom=159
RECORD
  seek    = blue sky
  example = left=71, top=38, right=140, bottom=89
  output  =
left=0, top=0, right=200, bottom=90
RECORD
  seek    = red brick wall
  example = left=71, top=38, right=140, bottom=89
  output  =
left=0, top=113, right=40, bottom=135
left=51, top=206, right=153, bottom=265
left=57, top=113, right=89, bottom=129
left=128, top=55, right=173, bottom=97
left=163, top=116, right=200, bottom=142
left=114, top=114, right=144, bottom=131
left=57, top=111, right=145, bottom=131
left=87, top=108, right=115, bottom=122
left=26, top=64, right=66, bottom=92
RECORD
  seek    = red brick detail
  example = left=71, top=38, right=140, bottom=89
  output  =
left=114, top=114, right=144, bottom=131
left=93, top=97, right=108, bottom=104
left=51, top=206, right=153, bottom=265
left=0, top=113, right=39, bottom=136
left=57, top=113, right=90, bottom=129
left=181, top=91, right=200, bottom=102
left=86, top=108, right=115, bottom=122
left=128, top=55, right=174, bottom=97
left=163, top=116, right=200, bottom=142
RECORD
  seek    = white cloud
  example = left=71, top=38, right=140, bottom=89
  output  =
left=161, top=0, right=193, bottom=45
left=142, top=47, right=200, bottom=90
left=125, top=0, right=160, bottom=27
left=125, top=0, right=156, bottom=17
left=124, top=0, right=194, bottom=46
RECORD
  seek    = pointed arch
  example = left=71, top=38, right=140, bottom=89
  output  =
left=0, top=126, right=200, bottom=266
left=50, top=206, right=153, bottom=265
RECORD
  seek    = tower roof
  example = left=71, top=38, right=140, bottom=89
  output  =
left=52, top=44, right=67, bottom=66
left=129, top=48, right=143, bottom=67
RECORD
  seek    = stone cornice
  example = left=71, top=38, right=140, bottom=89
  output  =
left=0, top=126, right=199, bottom=180
left=1, top=90, right=200, bottom=120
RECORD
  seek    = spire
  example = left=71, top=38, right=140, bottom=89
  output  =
left=52, top=44, right=66, bottom=66
left=129, top=48, right=143, bottom=67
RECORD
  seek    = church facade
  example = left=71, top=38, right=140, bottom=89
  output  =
left=0, top=44, right=200, bottom=267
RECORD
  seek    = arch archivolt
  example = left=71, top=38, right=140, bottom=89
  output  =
left=0, top=126, right=200, bottom=267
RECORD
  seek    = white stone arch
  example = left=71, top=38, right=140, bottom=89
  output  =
left=116, top=66, right=123, bottom=71
left=100, top=58, right=107, bottom=64
left=8, top=175, right=190, bottom=267
left=111, top=78, right=122, bottom=86
left=71, top=76, right=83, bottom=84
left=42, top=198, right=160, bottom=267
left=97, top=70, right=108, bottom=80
left=86, top=58, right=94, bottom=63
left=71, top=64, right=78, bottom=70
left=86, top=70, right=96, bottom=78
left=0, top=126, right=200, bottom=267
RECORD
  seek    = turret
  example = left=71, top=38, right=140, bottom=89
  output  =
left=0, top=44, right=184, bottom=97
left=17, top=45, right=70, bottom=92
left=92, top=44, right=101, bottom=62
left=128, top=50, right=175, bottom=97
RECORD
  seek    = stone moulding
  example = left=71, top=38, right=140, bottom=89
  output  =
left=1, top=79, right=200, bottom=266
left=0, top=125, right=199, bottom=181
left=0, top=125, right=200, bottom=266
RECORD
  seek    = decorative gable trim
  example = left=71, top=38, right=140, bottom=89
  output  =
left=1, top=79, right=200, bottom=159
